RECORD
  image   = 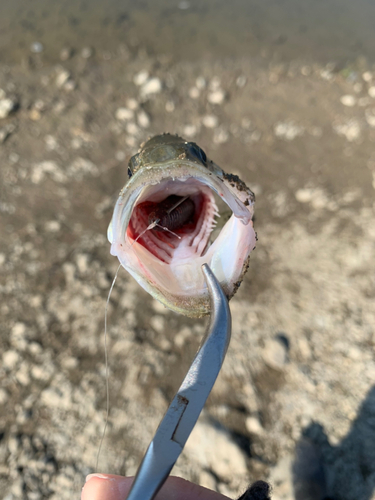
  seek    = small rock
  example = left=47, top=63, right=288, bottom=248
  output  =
left=183, top=124, right=197, bottom=138
left=368, top=86, right=375, bottom=98
left=45, top=135, right=58, bottom=151
left=202, top=114, right=219, bottom=128
left=189, top=87, right=200, bottom=99
left=134, top=70, right=149, bottom=86
left=263, top=338, right=288, bottom=370
left=64, top=79, right=76, bottom=92
left=213, top=127, right=229, bottom=144
left=137, top=109, right=150, bottom=128
left=295, top=188, right=313, bottom=203
left=126, top=98, right=139, bottom=110
left=208, top=89, right=226, bottom=105
left=196, top=76, right=206, bottom=89
left=44, top=220, right=61, bottom=232
left=81, top=47, right=93, bottom=59
left=0, top=388, right=8, bottom=404
left=340, top=95, right=356, bottom=107
left=126, top=122, right=140, bottom=135
left=115, top=107, right=134, bottom=121
left=0, top=124, right=15, bottom=144
left=165, top=100, right=175, bottom=112
left=31, top=161, right=66, bottom=184
left=274, top=121, right=304, bottom=141
left=56, top=70, right=71, bottom=88
left=301, top=65, right=312, bottom=76
left=60, top=47, right=73, bottom=61
left=29, top=108, right=41, bottom=121
left=362, top=71, right=373, bottom=82
left=141, top=77, right=162, bottom=96
left=0, top=88, right=5, bottom=99
left=185, top=420, right=248, bottom=480
left=68, top=157, right=99, bottom=179
left=365, top=109, right=375, bottom=128
left=236, top=75, right=247, bottom=87
left=333, top=119, right=361, bottom=142
left=3, top=350, right=20, bottom=370
left=30, top=41, right=43, bottom=53
left=0, top=98, right=17, bottom=119
left=245, top=416, right=264, bottom=436
left=353, top=82, right=362, bottom=93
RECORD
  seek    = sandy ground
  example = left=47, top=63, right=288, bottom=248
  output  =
left=0, top=46, right=375, bottom=500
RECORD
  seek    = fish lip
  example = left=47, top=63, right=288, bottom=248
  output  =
left=112, top=159, right=253, bottom=247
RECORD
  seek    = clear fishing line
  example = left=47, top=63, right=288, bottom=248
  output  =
left=96, top=264, right=122, bottom=471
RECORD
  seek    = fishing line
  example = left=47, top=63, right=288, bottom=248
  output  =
left=96, top=263, right=122, bottom=471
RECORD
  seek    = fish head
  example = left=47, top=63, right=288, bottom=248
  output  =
left=108, top=133, right=256, bottom=317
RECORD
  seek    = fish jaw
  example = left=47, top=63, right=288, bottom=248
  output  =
left=108, top=135, right=256, bottom=317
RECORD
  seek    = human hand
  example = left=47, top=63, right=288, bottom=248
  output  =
left=81, top=474, right=271, bottom=500
left=81, top=474, right=230, bottom=500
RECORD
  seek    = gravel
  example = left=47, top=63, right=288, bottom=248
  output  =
left=0, top=47, right=374, bottom=500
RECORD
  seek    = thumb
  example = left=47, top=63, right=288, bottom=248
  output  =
left=82, top=474, right=230, bottom=500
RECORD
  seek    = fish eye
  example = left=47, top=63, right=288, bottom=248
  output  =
left=189, top=143, right=207, bottom=164
left=127, top=166, right=133, bottom=178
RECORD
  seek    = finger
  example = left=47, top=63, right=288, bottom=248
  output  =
left=81, top=474, right=230, bottom=500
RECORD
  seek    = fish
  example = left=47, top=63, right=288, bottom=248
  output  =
left=108, top=133, right=256, bottom=317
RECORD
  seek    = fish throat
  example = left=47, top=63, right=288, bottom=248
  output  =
left=127, top=183, right=219, bottom=264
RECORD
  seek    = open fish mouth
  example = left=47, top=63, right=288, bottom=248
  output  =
left=108, top=134, right=256, bottom=317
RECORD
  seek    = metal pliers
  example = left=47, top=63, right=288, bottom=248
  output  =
left=125, top=263, right=232, bottom=500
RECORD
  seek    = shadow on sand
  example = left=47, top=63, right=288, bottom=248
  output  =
left=293, top=386, right=375, bottom=500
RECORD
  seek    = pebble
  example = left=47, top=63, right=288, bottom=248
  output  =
left=262, top=338, right=288, bottom=370
left=0, top=98, right=17, bottom=119
left=207, top=89, right=226, bottom=105
left=44, top=220, right=61, bottom=232
left=3, top=350, right=20, bottom=370
left=196, top=76, right=206, bottom=89
left=295, top=188, right=313, bottom=203
left=30, top=42, right=43, bottom=53
left=56, top=70, right=71, bottom=88
left=141, top=77, right=162, bottom=96
left=340, top=95, right=356, bottom=107
left=133, top=70, right=149, bottom=86
left=274, top=121, right=304, bottom=141
left=126, top=122, right=140, bottom=135
left=236, top=75, right=247, bottom=88
left=202, top=114, right=219, bottom=128
left=29, top=109, right=41, bottom=121
left=137, top=109, right=150, bottom=128
left=68, top=157, right=99, bottom=179
left=362, top=71, right=373, bottom=82
left=165, top=100, right=175, bottom=112
left=365, top=109, right=375, bottom=128
left=32, top=161, right=65, bottom=184
left=188, top=87, right=200, bottom=99
left=126, top=98, right=139, bottom=110
left=185, top=420, right=248, bottom=480
left=368, top=86, right=375, bottom=98
left=0, top=388, right=8, bottom=404
left=0, top=124, right=15, bottom=144
left=183, top=124, right=197, bottom=138
left=60, top=47, right=73, bottom=61
left=81, top=47, right=93, bottom=59
left=213, top=127, right=229, bottom=144
left=245, top=416, right=264, bottom=436
left=333, top=119, right=361, bottom=142
left=115, top=107, right=134, bottom=121
left=0, top=88, right=5, bottom=99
